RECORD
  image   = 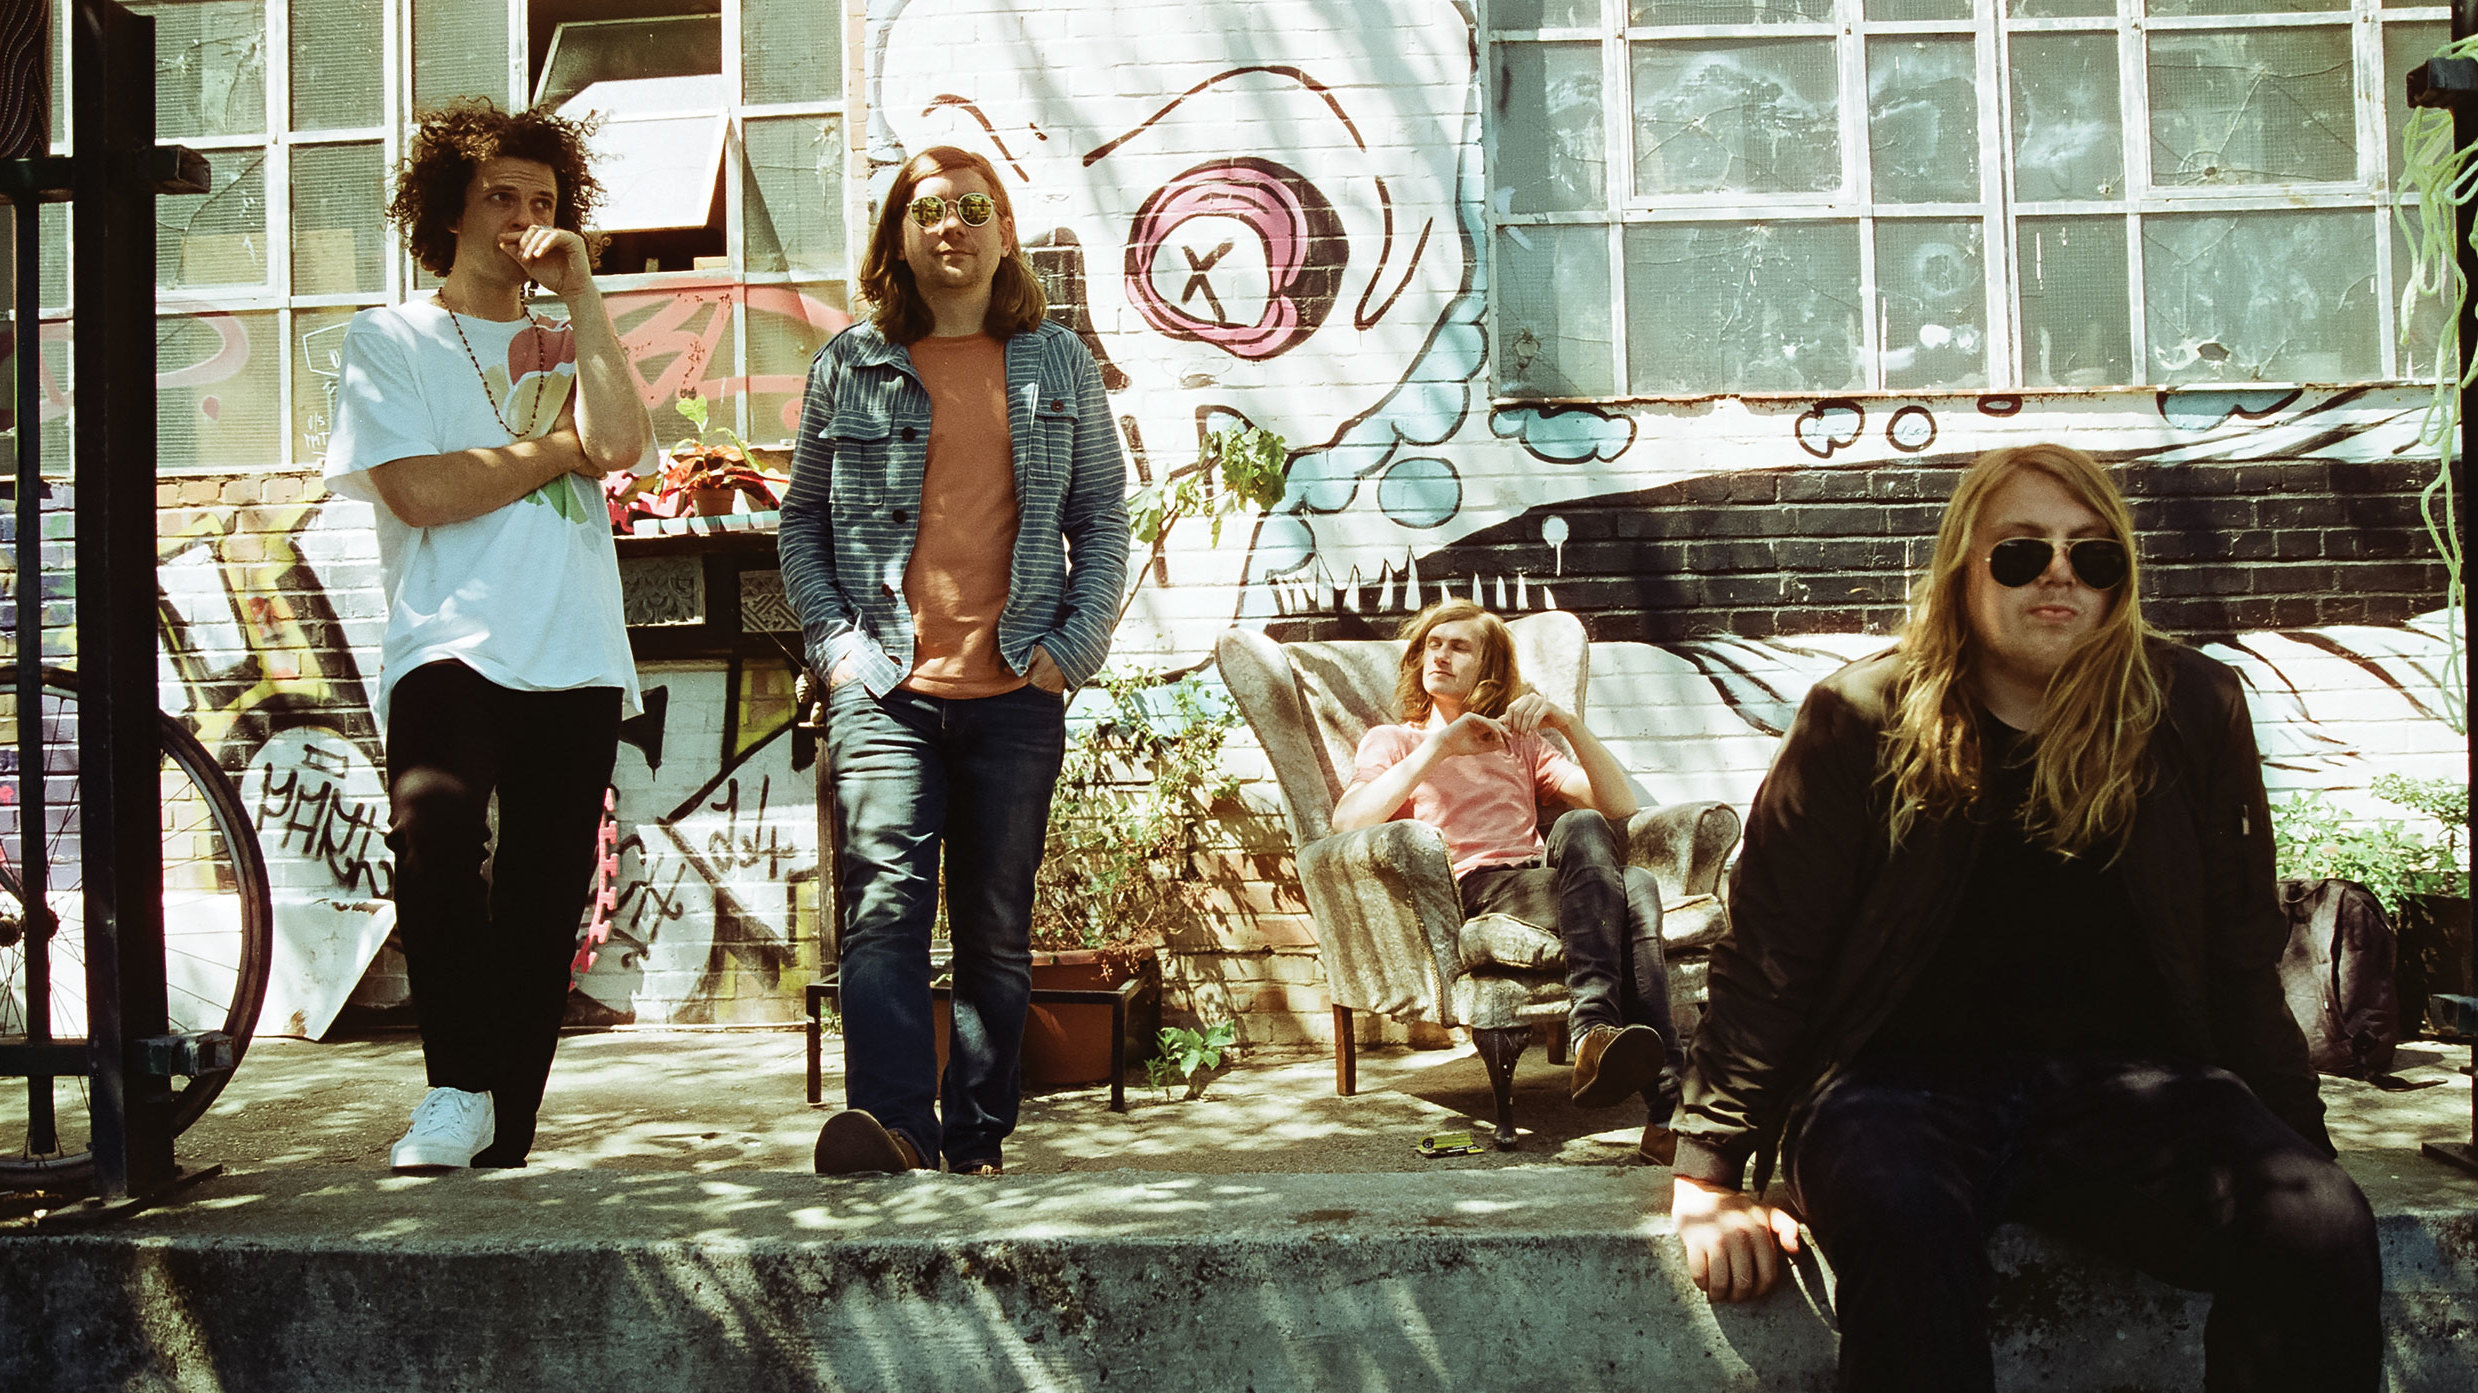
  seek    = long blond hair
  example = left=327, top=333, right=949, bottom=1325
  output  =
left=1882, top=443, right=2165, bottom=856
left=1394, top=600, right=1522, bottom=722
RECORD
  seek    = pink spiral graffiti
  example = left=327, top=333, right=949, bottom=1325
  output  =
left=1124, top=161, right=1331, bottom=360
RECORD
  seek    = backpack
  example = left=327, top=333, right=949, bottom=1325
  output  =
left=2275, top=878, right=2399, bottom=1078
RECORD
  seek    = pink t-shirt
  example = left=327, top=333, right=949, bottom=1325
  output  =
left=1350, top=723, right=1584, bottom=877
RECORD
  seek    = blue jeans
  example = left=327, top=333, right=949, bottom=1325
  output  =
left=825, top=681, right=1065, bottom=1169
left=1456, top=809, right=1681, bottom=1119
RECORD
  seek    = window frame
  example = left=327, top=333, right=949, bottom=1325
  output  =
left=29, top=0, right=856, bottom=475
left=1480, top=0, right=2449, bottom=402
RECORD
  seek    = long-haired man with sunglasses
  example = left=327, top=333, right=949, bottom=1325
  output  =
left=1670, top=443, right=2377, bottom=1391
left=779, top=146, right=1128, bottom=1176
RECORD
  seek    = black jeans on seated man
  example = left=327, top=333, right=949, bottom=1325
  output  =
left=1456, top=808, right=1680, bottom=1114
left=1787, top=1050, right=2379, bottom=1393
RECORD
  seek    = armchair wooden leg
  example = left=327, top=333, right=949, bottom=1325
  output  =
left=1473, top=1026, right=1528, bottom=1149
left=1333, top=1005, right=1357, bottom=1096
left=1546, top=1023, right=1570, bottom=1067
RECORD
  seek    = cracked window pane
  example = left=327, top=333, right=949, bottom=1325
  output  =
left=1496, top=43, right=1606, bottom=215
left=157, top=150, right=268, bottom=291
left=2017, top=216, right=2132, bottom=386
left=2011, top=34, right=2124, bottom=202
left=1868, top=0, right=1967, bottom=18
left=2148, top=29, right=2354, bottom=186
left=1876, top=220, right=1987, bottom=390
left=2009, top=0, right=2113, bottom=18
left=157, top=311, right=279, bottom=473
left=291, top=0, right=381, bottom=131
left=134, top=0, right=266, bottom=140
left=1497, top=225, right=1615, bottom=396
left=1624, top=221, right=1861, bottom=393
left=1495, top=0, right=1606, bottom=26
left=1632, top=39, right=1840, bottom=197
left=2386, top=22, right=2450, bottom=189
left=1869, top=38, right=1979, bottom=204
left=1633, top=0, right=1833, bottom=22
left=2143, top=211, right=2376, bottom=383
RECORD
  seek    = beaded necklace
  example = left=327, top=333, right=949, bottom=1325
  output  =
left=443, top=293, right=548, bottom=438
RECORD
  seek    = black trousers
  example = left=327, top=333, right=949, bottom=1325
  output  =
left=385, top=660, right=621, bottom=1166
left=1787, top=1051, right=2380, bottom=1393
left=1458, top=809, right=1680, bottom=1113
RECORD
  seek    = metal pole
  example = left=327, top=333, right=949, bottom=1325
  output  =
left=70, top=0, right=171, bottom=1199
left=14, top=179, right=51, bottom=1159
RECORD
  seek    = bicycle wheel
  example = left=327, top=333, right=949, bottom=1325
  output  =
left=0, top=667, right=274, bottom=1190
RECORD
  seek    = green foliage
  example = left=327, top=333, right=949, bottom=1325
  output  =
left=1030, top=670, right=1241, bottom=953
left=1128, top=424, right=1288, bottom=548
left=1143, top=1020, right=1239, bottom=1101
left=2271, top=776, right=2469, bottom=915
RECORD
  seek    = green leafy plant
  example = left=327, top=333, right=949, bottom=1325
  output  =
left=2272, top=774, right=2469, bottom=915
left=1116, top=423, right=1286, bottom=633
left=1030, top=670, right=1242, bottom=959
left=1143, top=1020, right=1238, bottom=1101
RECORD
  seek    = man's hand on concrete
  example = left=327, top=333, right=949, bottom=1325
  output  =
left=1674, top=1175, right=1802, bottom=1304
left=1427, top=710, right=1509, bottom=758
left=1500, top=691, right=1572, bottom=735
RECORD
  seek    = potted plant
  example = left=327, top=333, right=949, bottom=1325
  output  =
left=607, top=390, right=784, bottom=529
left=2273, top=774, right=2471, bottom=1034
left=1021, top=668, right=1244, bottom=1083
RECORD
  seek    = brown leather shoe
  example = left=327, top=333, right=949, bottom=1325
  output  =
left=1638, top=1122, right=1678, bottom=1167
left=813, top=1109, right=923, bottom=1175
left=1570, top=1023, right=1665, bottom=1108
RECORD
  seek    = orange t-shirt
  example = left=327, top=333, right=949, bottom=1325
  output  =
left=899, top=333, right=1025, bottom=697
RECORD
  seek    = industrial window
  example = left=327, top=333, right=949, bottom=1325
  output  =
left=4, top=0, right=854, bottom=475
left=1484, top=0, right=2451, bottom=397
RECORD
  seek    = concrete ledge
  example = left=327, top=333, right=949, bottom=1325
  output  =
left=3, top=1160, right=2472, bottom=1392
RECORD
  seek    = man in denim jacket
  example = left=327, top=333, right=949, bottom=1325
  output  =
left=779, top=146, right=1128, bottom=1176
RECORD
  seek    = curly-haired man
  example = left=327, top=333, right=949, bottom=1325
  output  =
left=323, top=99, right=651, bottom=1171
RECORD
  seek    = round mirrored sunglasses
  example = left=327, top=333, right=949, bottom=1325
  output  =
left=1987, top=536, right=2129, bottom=589
left=907, top=192, right=997, bottom=229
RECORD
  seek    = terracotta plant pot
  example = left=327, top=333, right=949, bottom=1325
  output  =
left=1021, top=948, right=1159, bottom=1086
left=685, top=484, right=737, bottom=517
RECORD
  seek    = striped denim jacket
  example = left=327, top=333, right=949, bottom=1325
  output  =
left=777, top=319, right=1130, bottom=697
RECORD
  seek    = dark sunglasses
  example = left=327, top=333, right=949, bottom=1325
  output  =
left=1986, top=536, right=2129, bottom=589
left=907, top=192, right=996, bottom=229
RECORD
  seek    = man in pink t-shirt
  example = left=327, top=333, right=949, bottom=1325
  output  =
left=1332, top=600, right=1680, bottom=1159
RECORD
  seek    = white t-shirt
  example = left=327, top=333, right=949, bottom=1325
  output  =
left=322, top=298, right=643, bottom=725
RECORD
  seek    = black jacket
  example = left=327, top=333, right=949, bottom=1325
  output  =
left=1674, top=641, right=2331, bottom=1192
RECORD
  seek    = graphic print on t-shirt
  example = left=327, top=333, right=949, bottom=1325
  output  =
left=489, top=316, right=585, bottom=522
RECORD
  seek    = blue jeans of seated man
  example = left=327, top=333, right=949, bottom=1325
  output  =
left=826, top=680, right=1065, bottom=1170
left=1455, top=809, right=1680, bottom=1119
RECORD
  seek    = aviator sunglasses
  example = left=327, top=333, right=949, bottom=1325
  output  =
left=1986, top=536, right=2130, bottom=590
left=907, top=191, right=997, bottom=229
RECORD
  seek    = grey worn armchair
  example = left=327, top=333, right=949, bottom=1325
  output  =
left=1215, top=614, right=1742, bottom=1145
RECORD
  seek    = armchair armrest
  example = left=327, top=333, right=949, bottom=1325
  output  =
left=1623, top=801, right=1739, bottom=899
left=1295, top=819, right=1467, bottom=1025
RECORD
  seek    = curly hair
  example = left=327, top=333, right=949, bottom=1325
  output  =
left=387, top=98, right=605, bottom=278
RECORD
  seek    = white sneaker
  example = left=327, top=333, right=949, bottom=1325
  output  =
left=389, top=1087, right=496, bottom=1171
